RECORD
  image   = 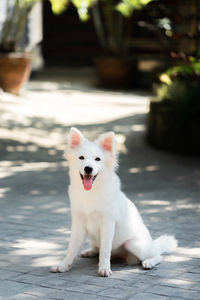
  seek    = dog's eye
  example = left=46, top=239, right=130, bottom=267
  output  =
left=79, top=156, right=85, bottom=160
left=95, top=157, right=101, bottom=161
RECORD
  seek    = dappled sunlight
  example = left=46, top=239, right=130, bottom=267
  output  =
left=0, top=127, right=65, bottom=149
left=164, top=278, right=195, bottom=286
left=140, top=200, right=170, bottom=206
left=32, top=256, right=64, bottom=267
left=1, top=84, right=148, bottom=129
left=9, top=214, right=27, bottom=221
left=0, top=160, right=68, bottom=201
left=55, top=228, right=71, bottom=234
left=142, top=208, right=165, bottom=214
left=175, top=202, right=200, bottom=210
left=0, top=84, right=149, bottom=178
left=112, top=125, right=131, bottom=133
left=40, top=202, right=69, bottom=210
left=21, top=205, right=35, bottom=210
left=8, top=238, right=69, bottom=267
left=129, top=165, right=159, bottom=174
left=0, top=187, right=11, bottom=198
left=30, top=190, right=40, bottom=195
left=176, top=247, right=200, bottom=258
left=157, top=274, right=200, bottom=293
left=131, top=124, right=146, bottom=132
left=0, top=161, right=67, bottom=177
left=0, top=169, right=13, bottom=179
left=13, top=239, right=61, bottom=252
left=53, top=207, right=69, bottom=214
left=138, top=199, right=174, bottom=214
left=112, top=122, right=146, bottom=133
left=28, top=81, right=72, bottom=92
left=165, top=255, right=192, bottom=263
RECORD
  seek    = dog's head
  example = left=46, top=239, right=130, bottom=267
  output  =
left=65, top=127, right=118, bottom=191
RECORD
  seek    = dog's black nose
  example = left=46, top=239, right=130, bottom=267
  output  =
left=84, top=166, right=93, bottom=174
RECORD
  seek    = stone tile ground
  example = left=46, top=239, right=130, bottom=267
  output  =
left=0, top=69, right=200, bottom=299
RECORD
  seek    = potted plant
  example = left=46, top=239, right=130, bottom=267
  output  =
left=92, top=0, right=148, bottom=88
left=0, top=0, right=63, bottom=94
left=50, top=0, right=154, bottom=88
left=0, top=0, right=37, bottom=94
left=147, top=54, right=200, bottom=154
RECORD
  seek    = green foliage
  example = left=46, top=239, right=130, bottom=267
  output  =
left=154, top=57, right=200, bottom=127
left=149, top=81, right=200, bottom=153
left=156, top=80, right=190, bottom=103
left=23, top=0, right=41, bottom=4
left=116, top=0, right=154, bottom=17
left=0, top=0, right=155, bottom=53
left=49, top=0, right=155, bottom=20
left=160, top=55, right=200, bottom=85
left=72, top=0, right=96, bottom=21
left=49, top=0, right=69, bottom=15
left=48, top=0, right=155, bottom=54
left=0, top=0, right=40, bottom=52
left=49, top=0, right=96, bottom=21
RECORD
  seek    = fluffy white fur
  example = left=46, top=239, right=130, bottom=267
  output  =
left=50, top=127, right=177, bottom=277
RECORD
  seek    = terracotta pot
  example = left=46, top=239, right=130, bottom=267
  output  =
left=0, top=53, right=31, bottom=95
left=95, top=57, right=134, bottom=88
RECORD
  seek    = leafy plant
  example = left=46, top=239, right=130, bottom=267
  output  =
left=0, top=0, right=71, bottom=52
left=159, top=55, right=200, bottom=85
left=0, top=0, right=155, bottom=54
left=153, top=55, right=200, bottom=127
left=49, top=0, right=155, bottom=56
left=0, top=0, right=40, bottom=52
left=49, top=0, right=154, bottom=20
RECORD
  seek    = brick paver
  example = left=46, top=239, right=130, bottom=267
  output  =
left=0, top=70, right=199, bottom=299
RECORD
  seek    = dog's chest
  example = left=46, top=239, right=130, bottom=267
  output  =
left=86, top=211, right=102, bottom=244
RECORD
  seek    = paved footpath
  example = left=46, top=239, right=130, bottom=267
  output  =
left=0, top=69, right=200, bottom=299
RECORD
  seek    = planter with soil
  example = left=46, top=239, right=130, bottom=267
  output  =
left=147, top=99, right=200, bottom=155
left=147, top=58, right=200, bottom=155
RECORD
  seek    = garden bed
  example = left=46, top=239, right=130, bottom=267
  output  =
left=147, top=99, right=200, bottom=154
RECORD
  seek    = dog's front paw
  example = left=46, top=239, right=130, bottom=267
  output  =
left=98, top=267, right=112, bottom=277
left=50, top=262, right=71, bottom=273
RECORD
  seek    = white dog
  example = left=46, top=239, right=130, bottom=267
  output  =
left=50, top=127, right=177, bottom=277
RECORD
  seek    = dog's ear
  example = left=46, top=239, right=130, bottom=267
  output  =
left=98, top=132, right=116, bottom=156
left=68, top=127, right=84, bottom=149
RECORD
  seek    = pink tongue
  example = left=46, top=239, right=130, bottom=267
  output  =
left=83, top=176, right=93, bottom=190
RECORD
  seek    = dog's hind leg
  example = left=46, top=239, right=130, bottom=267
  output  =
left=126, top=252, right=141, bottom=265
left=111, top=245, right=140, bottom=265
left=124, top=239, right=162, bottom=269
left=81, top=247, right=99, bottom=258
left=142, top=255, right=162, bottom=269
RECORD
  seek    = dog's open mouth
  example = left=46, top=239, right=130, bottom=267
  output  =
left=80, top=173, right=98, bottom=191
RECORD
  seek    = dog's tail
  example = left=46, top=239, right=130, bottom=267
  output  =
left=153, top=235, right=178, bottom=255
